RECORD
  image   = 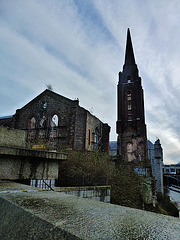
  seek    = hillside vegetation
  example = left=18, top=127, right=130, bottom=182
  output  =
left=57, top=150, right=179, bottom=217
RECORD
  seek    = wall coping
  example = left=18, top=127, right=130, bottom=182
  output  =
left=56, top=185, right=111, bottom=192
left=0, top=145, right=67, bottom=160
left=0, top=182, right=180, bottom=239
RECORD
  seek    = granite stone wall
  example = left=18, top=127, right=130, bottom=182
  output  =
left=0, top=126, right=27, bottom=148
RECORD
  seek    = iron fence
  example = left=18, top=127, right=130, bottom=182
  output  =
left=56, top=175, right=109, bottom=187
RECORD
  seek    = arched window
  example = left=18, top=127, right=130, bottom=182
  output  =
left=127, top=142, right=133, bottom=153
left=137, top=142, right=144, bottom=160
left=127, top=142, right=134, bottom=162
left=39, top=116, right=46, bottom=128
left=127, top=76, right=131, bottom=83
left=51, top=114, right=58, bottom=127
left=127, top=92, right=132, bottom=101
left=50, top=114, right=59, bottom=139
left=127, top=91, right=132, bottom=110
left=128, top=103, right=132, bottom=110
left=93, top=127, right=99, bottom=144
left=29, top=117, right=36, bottom=129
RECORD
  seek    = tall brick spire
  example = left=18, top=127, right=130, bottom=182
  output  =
left=116, top=29, right=147, bottom=165
left=124, top=28, right=136, bottom=66
left=119, top=28, right=139, bottom=84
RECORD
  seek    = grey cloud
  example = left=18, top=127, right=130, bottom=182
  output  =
left=1, top=0, right=180, bottom=164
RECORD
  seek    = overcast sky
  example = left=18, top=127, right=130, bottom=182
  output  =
left=0, top=0, right=180, bottom=164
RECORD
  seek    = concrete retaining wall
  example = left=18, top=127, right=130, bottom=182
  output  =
left=0, top=155, right=59, bottom=180
left=0, top=197, right=79, bottom=240
left=0, top=182, right=180, bottom=240
left=0, top=146, right=67, bottom=180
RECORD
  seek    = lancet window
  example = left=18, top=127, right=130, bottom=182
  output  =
left=50, top=114, right=59, bottom=127
left=29, top=117, right=36, bottom=129
left=39, top=116, right=46, bottom=128
left=50, top=114, right=59, bottom=139
left=93, top=127, right=99, bottom=144
left=127, top=91, right=132, bottom=110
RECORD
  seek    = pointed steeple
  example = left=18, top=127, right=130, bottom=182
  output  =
left=124, top=28, right=136, bottom=65
left=117, top=29, right=147, bottom=163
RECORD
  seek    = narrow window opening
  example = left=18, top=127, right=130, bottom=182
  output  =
left=128, top=103, right=132, bottom=110
left=127, top=92, right=131, bottom=101
left=127, top=76, right=131, bottom=83
left=128, top=115, right=132, bottom=121
left=127, top=91, right=132, bottom=110
left=39, top=116, right=46, bottom=128
left=51, top=114, right=58, bottom=127
left=29, top=117, right=36, bottom=129
left=92, top=127, right=99, bottom=144
left=88, top=130, right=91, bottom=145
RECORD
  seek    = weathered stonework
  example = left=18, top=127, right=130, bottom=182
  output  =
left=0, top=126, right=27, bottom=148
left=0, top=117, right=13, bottom=128
left=0, top=146, right=67, bottom=180
left=148, top=139, right=164, bottom=195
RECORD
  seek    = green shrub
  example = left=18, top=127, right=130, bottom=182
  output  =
left=57, top=150, right=179, bottom=216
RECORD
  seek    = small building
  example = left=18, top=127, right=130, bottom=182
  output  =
left=0, top=89, right=110, bottom=152
left=163, top=164, right=180, bottom=175
left=148, top=139, right=164, bottom=195
left=163, top=163, right=180, bottom=187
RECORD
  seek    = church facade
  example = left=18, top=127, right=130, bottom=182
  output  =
left=116, top=29, right=147, bottom=164
left=0, top=90, right=110, bottom=152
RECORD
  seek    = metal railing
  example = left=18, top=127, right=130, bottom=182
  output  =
left=56, top=175, right=109, bottom=187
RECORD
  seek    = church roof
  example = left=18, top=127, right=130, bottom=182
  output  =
left=147, top=140, right=154, bottom=150
left=0, top=115, right=13, bottom=119
left=155, top=139, right=161, bottom=145
left=18, top=89, right=79, bottom=112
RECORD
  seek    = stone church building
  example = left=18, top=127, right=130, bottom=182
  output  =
left=0, top=89, right=110, bottom=152
left=116, top=29, right=147, bottom=164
